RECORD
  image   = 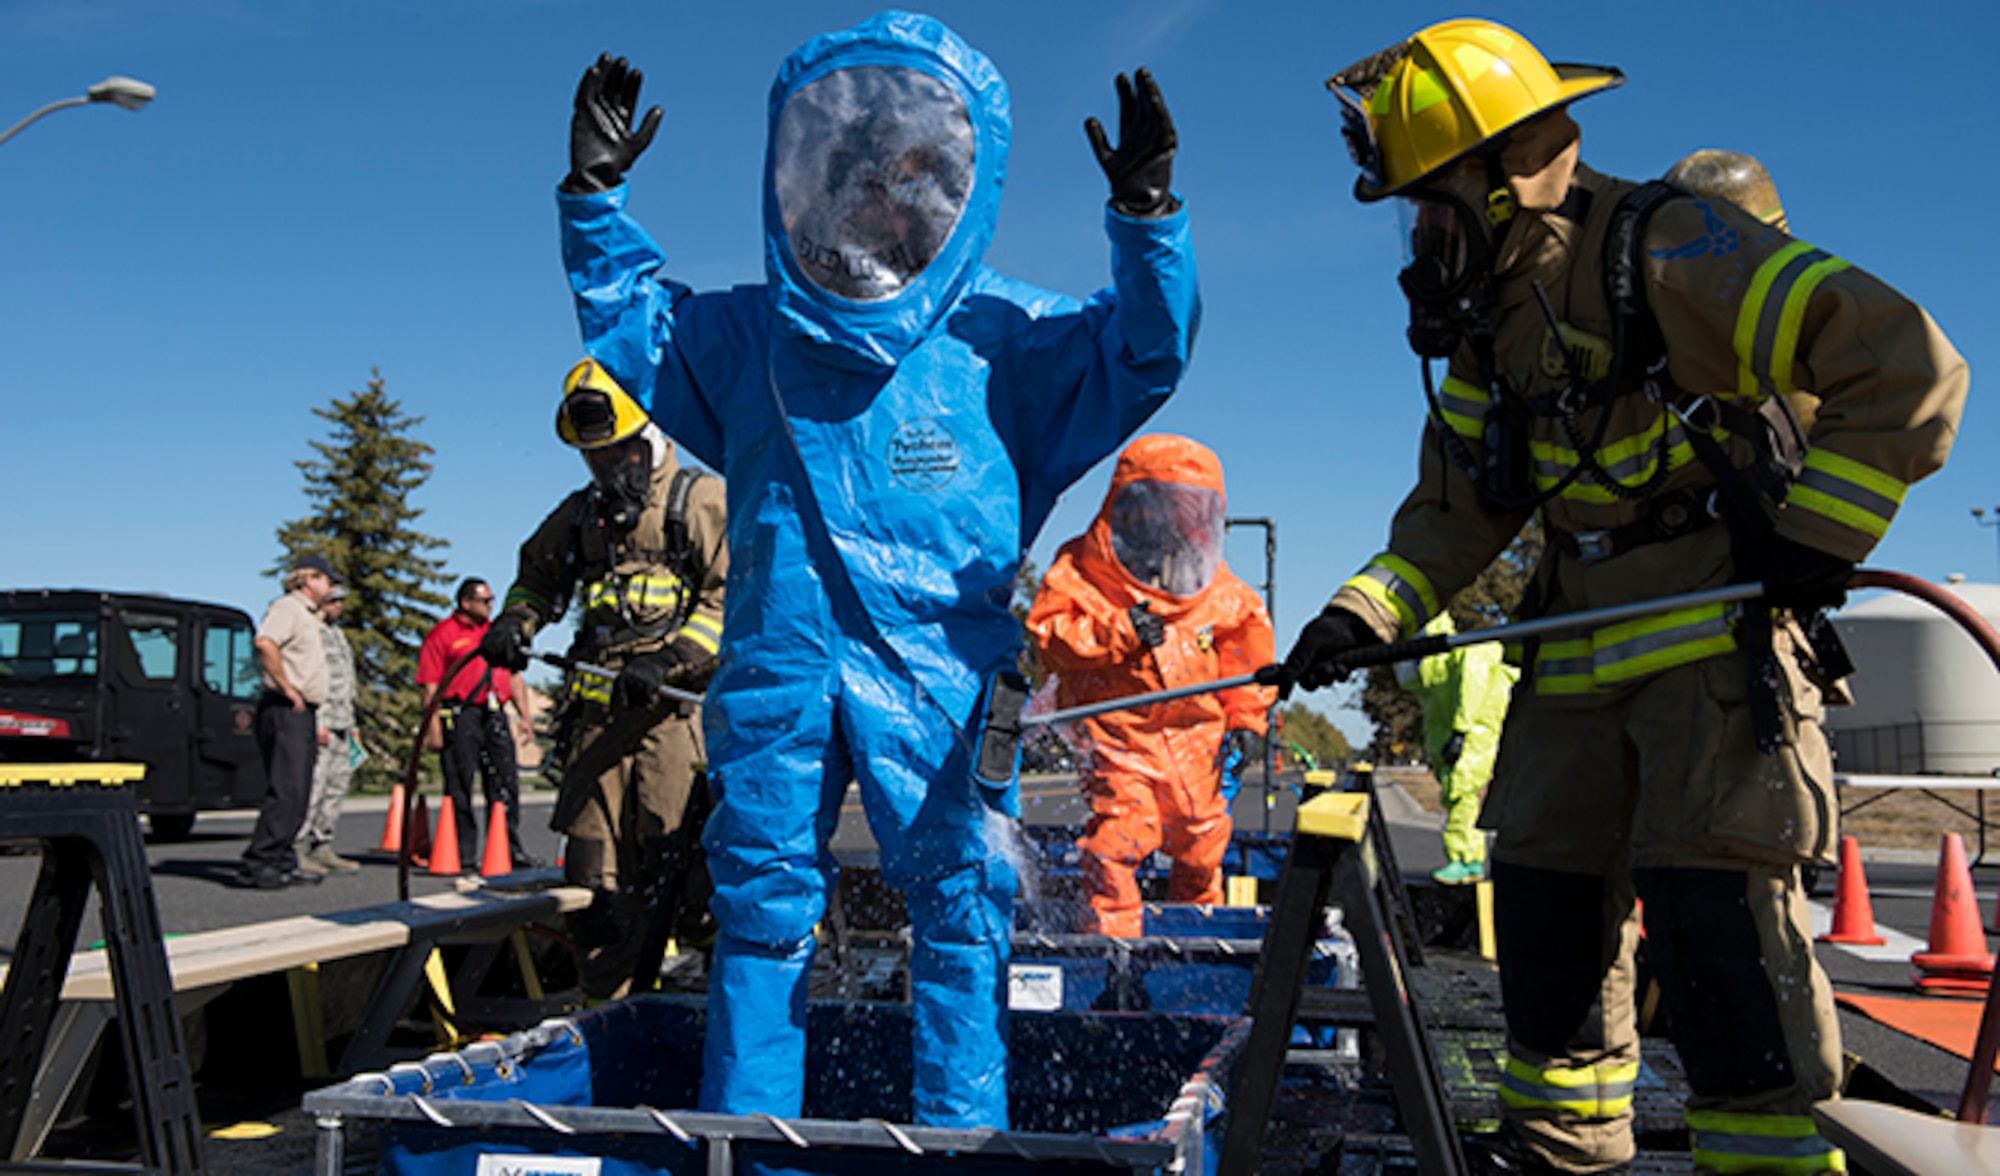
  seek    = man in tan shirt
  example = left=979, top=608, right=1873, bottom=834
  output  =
left=240, top=552, right=340, bottom=889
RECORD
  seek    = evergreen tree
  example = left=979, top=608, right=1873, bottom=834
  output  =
left=1354, top=518, right=1544, bottom=761
left=273, top=369, right=450, bottom=791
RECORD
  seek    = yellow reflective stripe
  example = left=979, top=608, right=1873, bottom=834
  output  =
left=1734, top=241, right=1815, bottom=399
left=1770, top=255, right=1851, bottom=396
left=1786, top=487, right=1885, bottom=541
left=505, top=585, right=549, bottom=614
left=1343, top=554, right=1440, bottom=636
left=1497, top=1057, right=1637, bottom=1118
left=1593, top=603, right=1736, bottom=684
left=676, top=613, right=723, bottom=656
left=1787, top=449, right=1907, bottom=542
left=583, top=573, right=688, bottom=613
left=1528, top=409, right=1693, bottom=503
left=1533, top=638, right=1596, bottom=696
left=1531, top=609, right=1737, bottom=694
left=569, top=665, right=614, bottom=705
left=1438, top=375, right=1488, bottom=440
left=1686, top=1110, right=1844, bottom=1174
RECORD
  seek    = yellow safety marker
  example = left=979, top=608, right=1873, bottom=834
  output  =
left=1301, top=768, right=1339, bottom=791
left=286, top=962, right=330, bottom=1079
left=1295, top=791, right=1369, bottom=843
left=424, top=948, right=464, bottom=1048
left=1225, top=876, right=1260, bottom=907
left=0, top=763, right=145, bottom=788
left=207, top=1121, right=283, bottom=1140
left=1475, top=880, right=1497, bottom=961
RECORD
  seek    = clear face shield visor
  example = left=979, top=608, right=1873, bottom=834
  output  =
left=1108, top=480, right=1225, bottom=597
left=773, top=64, right=976, bottom=302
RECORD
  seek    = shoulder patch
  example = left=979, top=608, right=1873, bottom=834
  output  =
left=1648, top=199, right=1740, bottom=261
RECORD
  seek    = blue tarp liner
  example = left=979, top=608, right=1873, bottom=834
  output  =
left=314, top=994, right=1241, bottom=1176
left=1020, top=828, right=1291, bottom=883
left=1011, top=907, right=1347, bottom=1018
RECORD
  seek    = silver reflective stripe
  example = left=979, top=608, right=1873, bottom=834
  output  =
left=1593, top=610, right=1732, bottom=670
left=1361, top=564, right=1430, bottom=628
left=1536, top=653, right=1595, bottom=681
left=1691, top=1129, right=1837, bottom=1161
left=1792, top=464, right=1899, bottom=525
left=1746, top=247, right=1832, bottom=395
left=1499, top=1071, right=1635, bottom=1108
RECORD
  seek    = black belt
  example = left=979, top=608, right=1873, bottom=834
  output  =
left=1551, top=490, right=1717, bottom=566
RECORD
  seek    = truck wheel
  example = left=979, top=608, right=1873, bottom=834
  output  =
left=148, top=813, right=196, bottom=842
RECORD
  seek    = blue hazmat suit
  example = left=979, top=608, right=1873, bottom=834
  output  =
left=558, top=11, right=1200, bottom=1128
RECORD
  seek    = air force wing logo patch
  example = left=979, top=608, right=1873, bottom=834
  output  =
left=1648, top=200, right=1741, bottom=261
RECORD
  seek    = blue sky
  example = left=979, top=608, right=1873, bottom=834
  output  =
left=3, top=1, right=1994, bottom=742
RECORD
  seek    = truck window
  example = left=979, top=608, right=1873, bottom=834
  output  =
left=119, top=612, right=181, bottom=686
left=202, top=620, right=262, bottom=700
left=0, top=612, right=99, bottom=682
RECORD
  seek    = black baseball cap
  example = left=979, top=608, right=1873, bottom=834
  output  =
left=294, top=553, right=344, bottom=584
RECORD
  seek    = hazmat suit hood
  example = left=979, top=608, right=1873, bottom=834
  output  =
left=1079, top=434, right=1229, bottom=613
left=765, top=10, right=1008, bottom=370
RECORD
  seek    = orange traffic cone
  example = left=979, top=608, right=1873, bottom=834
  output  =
left=407, top=792, right=432, bottom=867
left=428, top=795, right=462, bottom=876
left=1912, top=833, right=1994, bottom=995
left=378, top=782, right=407, bottom=853
left=480, top=801, right=513, bottom=878
left=1819, top=836, right=1887, bottom=946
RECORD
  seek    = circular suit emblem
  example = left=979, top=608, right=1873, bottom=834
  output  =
left=886, top=417, right=960, bottom=492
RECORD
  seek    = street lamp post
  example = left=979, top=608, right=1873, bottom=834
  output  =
left=1972, top=507, right=2000, bottom=580
left=0, top=76, right=156, bottom=148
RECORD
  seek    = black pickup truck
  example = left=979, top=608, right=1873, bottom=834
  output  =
left=0, top=589, right=269, bottom=839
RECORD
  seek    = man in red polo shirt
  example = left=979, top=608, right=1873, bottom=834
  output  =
left=418, top=578, right=536, bottom=869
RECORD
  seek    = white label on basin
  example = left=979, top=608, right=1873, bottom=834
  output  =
left=476, top=1155, right=601, bottom=1176
left=1008, top=962, right=1063, bottom=1011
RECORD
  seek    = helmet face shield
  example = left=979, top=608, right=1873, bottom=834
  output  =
left=561, top=389, right=622, bottom=447
left=1108, top=479, right=1225, bottom=597
left=773, top=65, right=976, bottom=302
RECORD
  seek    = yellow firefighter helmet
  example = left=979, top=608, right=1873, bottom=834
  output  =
left=1331, top=18, right=1623, bottom=202
left=1665, top=149, right=1789, bottom=233
left=556, top=358, right=649, bottom=450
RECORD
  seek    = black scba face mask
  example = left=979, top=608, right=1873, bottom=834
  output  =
left=1396, top=188, right=1498, bottom=360
left=587, top=442, right=652, bottom=530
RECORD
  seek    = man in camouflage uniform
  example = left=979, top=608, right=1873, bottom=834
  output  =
left=482, top=359, right=727, bottom=999
left=296, top=584, right=360, bottom=874
left=1277, top=20, right=1968, bottom=1174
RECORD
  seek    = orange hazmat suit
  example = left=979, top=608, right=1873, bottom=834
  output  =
left=1028, top=434, right=1276, bottom=937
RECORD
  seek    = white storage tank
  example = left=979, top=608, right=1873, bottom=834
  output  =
left=1824, top=577, right=2000, bottom=775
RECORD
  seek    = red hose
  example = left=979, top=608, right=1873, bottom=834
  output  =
left=1850, top=569, right=2000, bottom=1122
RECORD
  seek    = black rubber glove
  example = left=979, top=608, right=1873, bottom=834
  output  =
left=1084, top=67, right=1179, bottom=217
left=1258, top=608, right=1383, bottom=696
left=1439, top=730, right=1466, bottom=769
left=1762, top=536, right=1855, bottom=613
left=1128, top=601, right=1167, bottom=649
left=478, top=612, right=532, bottom=673
left=614, top=648, right=687, bottom=710
left=563, top=53, right=663, bottom=195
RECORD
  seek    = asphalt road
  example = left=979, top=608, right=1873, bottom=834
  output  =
left=0, top=785, right=572, bottom=947
left=3, top=770, right=1996, bottom=1168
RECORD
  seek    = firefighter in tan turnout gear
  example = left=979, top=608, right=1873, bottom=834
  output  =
left=1269, top=19, right=1968, bottom=1175
left=480, top=359, right=728, bottom=999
